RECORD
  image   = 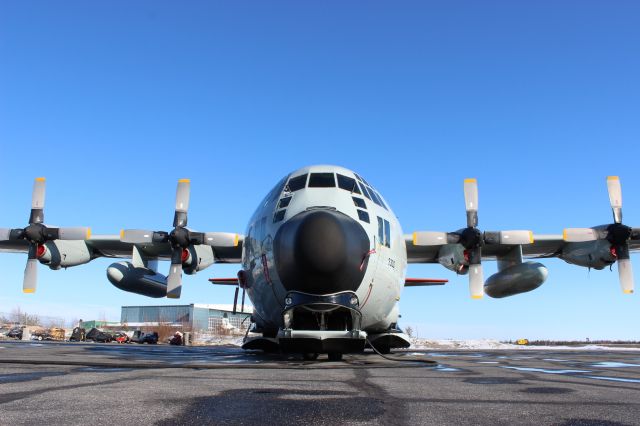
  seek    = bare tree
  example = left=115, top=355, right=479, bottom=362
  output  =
left=25, top=313, right=42, bottom=326
left=10, top=306, right=23, bottom=324
left=404, top=325, right=414, bottom=338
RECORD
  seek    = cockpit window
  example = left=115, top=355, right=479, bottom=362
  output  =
left=273, top=210, right=286, bottom=223
left=259, top=175, right=288, bottom=207
left=357, top=209, right=370, bottom=223
left=358, top=182, right=372, bottom=200
left=384, top=219, right=391, bottom=247
left=377, top=193, right=389, bottom=210
left=278, top=197, right=292, bottom=208
left=369, top=189, right=384, bottom=207
left=308, top=173, right=336, bottom=188
left=354, top=173, right=371, bottom=186
left=337, top=174, right=361, bottom=194
left=286, top=174, right=308, bottom=192
left=352, top=197, right=366, bottom=209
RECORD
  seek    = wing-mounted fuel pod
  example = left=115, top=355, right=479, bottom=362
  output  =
left=412, top=178, right=534, bottom=299
left=562, top=176, right=639, bottom=294
left=0, top=178, right=91, bottom=293
left=483, top=246, right=548, bottom=298
left=120, top=179, right=240, bottom=299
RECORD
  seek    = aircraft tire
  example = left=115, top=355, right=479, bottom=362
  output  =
left=327, top=352, right=342, bottom=362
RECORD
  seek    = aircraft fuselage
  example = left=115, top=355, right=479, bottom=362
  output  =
left=241, top=165, right=407, bottom=340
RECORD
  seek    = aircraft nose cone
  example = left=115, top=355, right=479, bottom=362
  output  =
left=273, top=209, right=370, bottom=294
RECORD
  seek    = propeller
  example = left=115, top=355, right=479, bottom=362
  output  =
left=120, top=179, right=239, bottom=299
left=0, top=178, right=91, bottom=293
left=412, top=178, right=534, bottom=299
left=462, top=179, right=484, bottom=299
left=563, top=176, right=638, bottom=294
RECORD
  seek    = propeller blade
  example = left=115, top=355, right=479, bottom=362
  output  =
left=563, top=228, right=599, bottom=242
left=500, top=230, right=533, bottom=245
left=204, top=232, right=240, bottom=247
left=463, top=178, right=478, bottom=228
left=24, top=244, right=39, bottom=293
left=467, top=246, right=484, bottom=299
left=618, top=258, right=634, bottom=294
left=484, top=230, right=534, bottom=245
left=120, top=229, right=155, bottom=243
left=615, top=242, right=633, bottom=294
left=173, top=179, right=191, bottom=227
left=166, top=262, right=183, bottom=299
left=607, top=176, right=623, bottom=224
left=23, top=259, right=38, bottom=293
left=29, top=178, right=46, bottom=224
left=469, top=263, right=484, bottom=299
left=58, top=227, right=91, bottom=240
left=0, top=228, right=11, bottom=241
left=31, top=177, right=46, bottom=210
left=412, top=231, right=447, bottom=246
left=166, top=249, right=184, bottom=299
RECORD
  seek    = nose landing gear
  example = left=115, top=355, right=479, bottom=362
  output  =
left=278, top=290, right=366, bottom=358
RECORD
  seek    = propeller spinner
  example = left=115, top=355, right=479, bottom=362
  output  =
left=0, top=178, right=91, bottom=293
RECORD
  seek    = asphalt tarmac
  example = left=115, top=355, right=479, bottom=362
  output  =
left=1, top=341, right=640, bottom=425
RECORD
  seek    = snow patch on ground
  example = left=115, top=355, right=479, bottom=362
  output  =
left=188, top=334, right=640, bottom=351
left=193, top=333, right=245, bottom=346
left=408, top=338, right=640, bottom=351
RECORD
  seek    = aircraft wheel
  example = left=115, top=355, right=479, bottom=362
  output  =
left=327, top=352, right=342, bottom=362
left=302, top=353, right=319, bottom=361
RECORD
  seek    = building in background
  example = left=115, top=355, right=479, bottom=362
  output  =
left=81, top=320, right=120, bottom=330
left=120, top=304, right=252, bottom=333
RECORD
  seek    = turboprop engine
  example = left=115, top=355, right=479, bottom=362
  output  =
left=181, top=244, right=215, bottom=275
left=484, top=262, right=548, bottom=298
left=106, top=262, right=167, bottom=298
left=560, top=240, right=617, bottom=270
left=436, top=244, right=468, bottom=274
left=37, top=240, right=92, bottom=269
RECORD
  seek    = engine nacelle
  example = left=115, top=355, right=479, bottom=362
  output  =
left=560, top=240, right=616, bottom=270
left=484, top=262, right=548, bottom=298
left=182, top=245, right=215, bottom=275
left=106, top=262, right=167, bottom=298
left=39, top=240, right=92, bottom=270
left=436, top=244, right=468, bottom=274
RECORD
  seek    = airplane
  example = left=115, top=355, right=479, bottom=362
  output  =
left=1, top=165, right=639, bottom=360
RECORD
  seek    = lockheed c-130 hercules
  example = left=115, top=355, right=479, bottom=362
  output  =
left=1, top=165, right=639, bottom=360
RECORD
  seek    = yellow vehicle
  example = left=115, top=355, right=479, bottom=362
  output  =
left=49, top=328, right=65, bottom=341
left=516, top=338, right=529, bottom=345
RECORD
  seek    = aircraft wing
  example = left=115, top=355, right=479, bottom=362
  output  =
left=405, top=233, right=573, bottom=263
left=0, top=177, right=243, bottom=298
left=407, top=234, right=640, bottom=263
left=0, top=234, right=243, bottom=262
left=406, top=176, right=640, bottom=298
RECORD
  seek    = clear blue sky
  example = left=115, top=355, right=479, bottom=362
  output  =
left=1, top=1, right=639, bottom=340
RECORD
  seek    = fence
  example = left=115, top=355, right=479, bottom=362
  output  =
left=207, top=316, right=249, bottom=335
